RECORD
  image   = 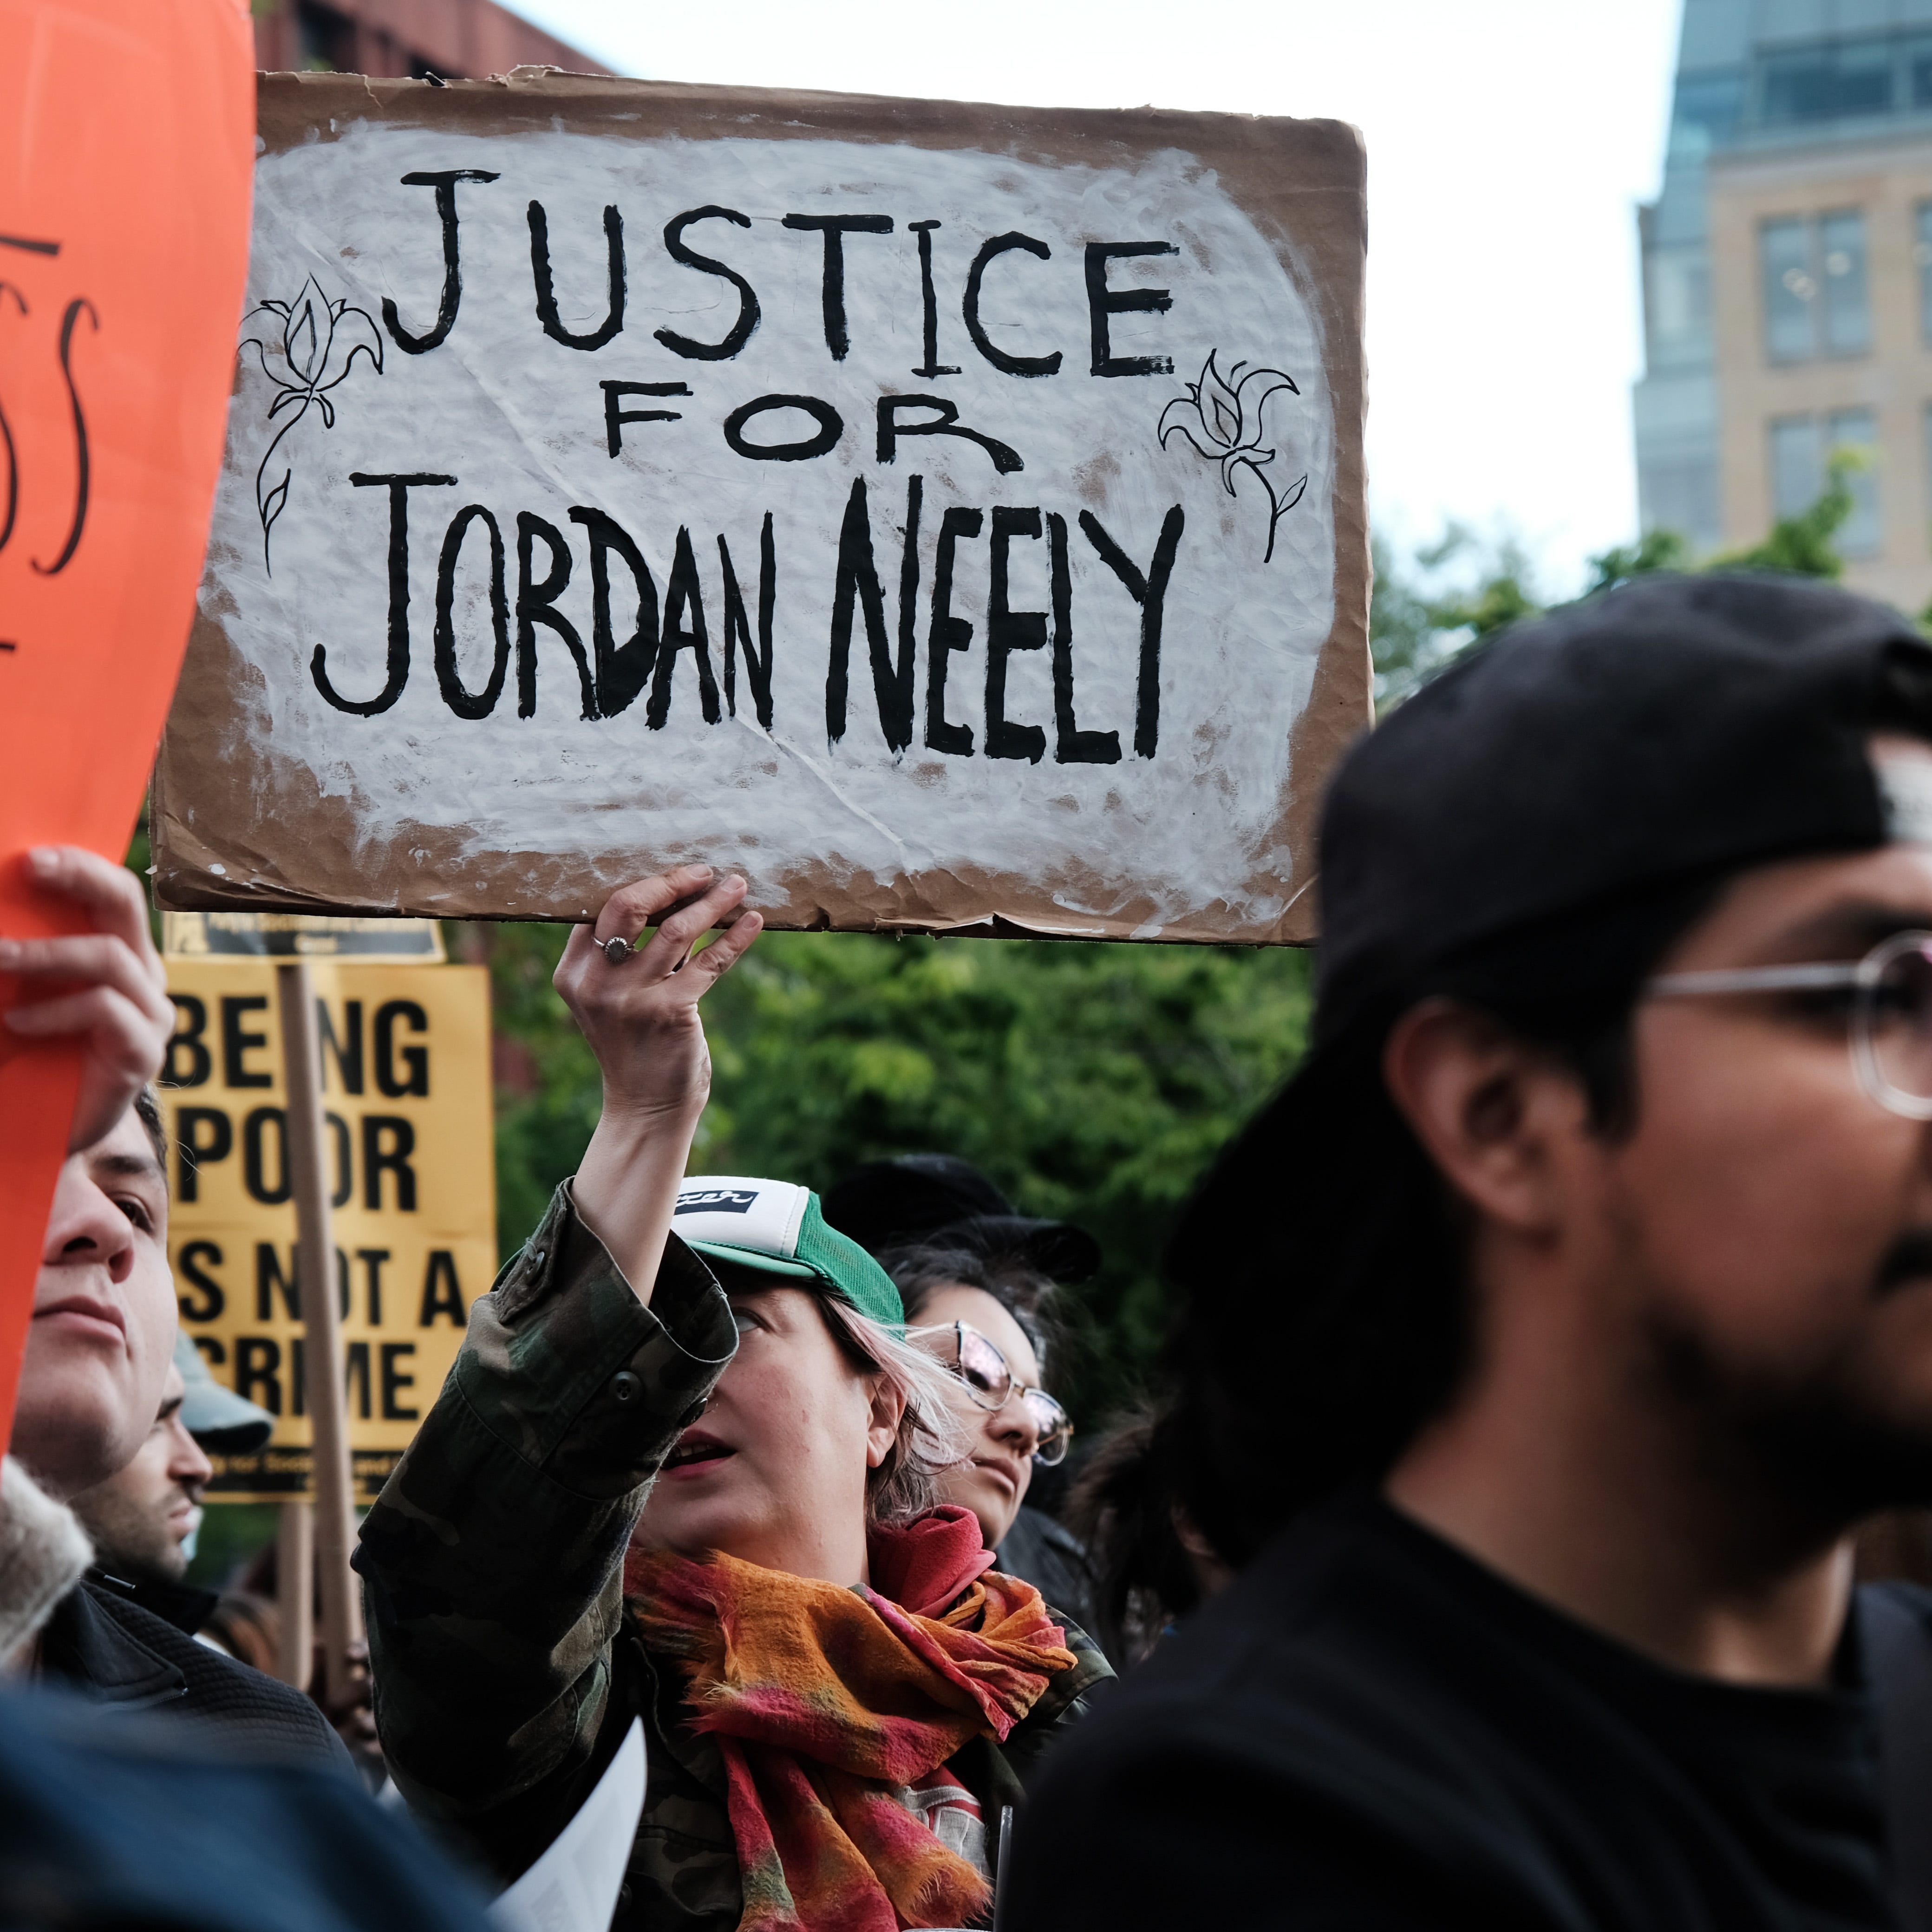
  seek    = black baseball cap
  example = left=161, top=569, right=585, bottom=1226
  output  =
left=1175, top=572, right=1932, bottom=1274
left=822, top=1154, right=1102, bottom=1283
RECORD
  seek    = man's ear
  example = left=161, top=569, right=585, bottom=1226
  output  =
left=1381, top=999, right=1588, bottom=1236
left=864, top=1373, right=907, bottom=1471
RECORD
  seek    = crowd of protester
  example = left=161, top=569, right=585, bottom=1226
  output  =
left=7, top=571, right=1932, bottom=1927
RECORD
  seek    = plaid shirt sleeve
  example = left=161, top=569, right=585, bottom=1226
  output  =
left=357, top=1182, right=736, bottom=1824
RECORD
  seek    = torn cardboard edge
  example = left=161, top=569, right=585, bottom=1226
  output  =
left=154, top=70, right=1370, bottom=947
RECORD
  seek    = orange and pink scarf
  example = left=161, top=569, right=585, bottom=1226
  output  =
left=626, top=1505, right=1076, bottom=1932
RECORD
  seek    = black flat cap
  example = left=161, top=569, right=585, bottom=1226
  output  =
left=822, top=1154, right=1102, bottom=1282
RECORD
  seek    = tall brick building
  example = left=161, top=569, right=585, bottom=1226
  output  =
left=251, top=0, right=608, bottom=82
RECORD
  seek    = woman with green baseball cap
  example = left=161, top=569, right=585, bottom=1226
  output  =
left=358, top=868, right=1111, bottom=1932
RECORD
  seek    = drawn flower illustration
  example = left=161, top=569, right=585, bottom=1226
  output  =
left=1157, top=351, right=1308, bottom=563
left=240, top=275, right=384, bottom=572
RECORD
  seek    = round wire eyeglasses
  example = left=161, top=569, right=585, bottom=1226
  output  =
left=908, top=1320, right=1074, bottom=1466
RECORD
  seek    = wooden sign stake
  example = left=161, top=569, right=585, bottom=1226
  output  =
left=275, top=1497, right=314, bottom=1689
left=275, top=959, right=363, bottom=1704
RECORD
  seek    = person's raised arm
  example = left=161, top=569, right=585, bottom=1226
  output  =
left=552, top=864, right=761, bottom=1297
left=0, top=848, right=173, bottom=1153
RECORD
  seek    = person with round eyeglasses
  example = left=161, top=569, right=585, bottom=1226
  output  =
left=824, top=1155, right=1103, bottom=1623
left=904, top=1287, right=1072, bottom=1551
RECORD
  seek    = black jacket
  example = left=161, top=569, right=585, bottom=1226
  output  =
left=39, top=1578, right=353, bottom=1775
left=996, top=1506, right=1101, bottom=1651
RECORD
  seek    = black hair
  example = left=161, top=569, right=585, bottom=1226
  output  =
left=1062, top=1401, right=1206, bottom=1664
left=133, top=1088, right=167, bottom=1175
left=1166, top=871, right=1730, bottom=1571
left=880, top=1240, right=1063, bottom=1377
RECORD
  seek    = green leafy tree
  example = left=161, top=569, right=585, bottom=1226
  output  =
left=1580, top=526, right=1691, bottom=596
left=1372, top=525, right=1541, bottom=711
left=1377, top=460, right=1859, bottom=711
left=484, top=923, right=1311, bottom=1419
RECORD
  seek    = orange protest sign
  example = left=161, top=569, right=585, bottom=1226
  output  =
left=0, top=0, right=253, bottom=1443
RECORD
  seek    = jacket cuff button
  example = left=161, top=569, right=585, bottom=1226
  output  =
left=611, top=1371, right=642, bottom=1405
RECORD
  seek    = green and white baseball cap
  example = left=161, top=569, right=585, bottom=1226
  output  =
left=674, top=1176, right=905, bottom=1330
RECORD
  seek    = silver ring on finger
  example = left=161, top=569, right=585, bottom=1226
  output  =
left=602, top=935, right=636, bottom=966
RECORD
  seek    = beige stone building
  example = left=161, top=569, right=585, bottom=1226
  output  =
left=1634, top=2, right=1932, bottom=614
left=1710, top=137, right=1932, bottom=611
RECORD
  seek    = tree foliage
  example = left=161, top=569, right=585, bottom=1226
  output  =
left=485, top=924, right=1311, bottom=1420
left=1372, top=458, right=1862, bottom=710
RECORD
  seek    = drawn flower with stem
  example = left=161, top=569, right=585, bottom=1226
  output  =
left=1158, top=351, right=1307, bottom=563
left=240, top=275, right=384, bottom=573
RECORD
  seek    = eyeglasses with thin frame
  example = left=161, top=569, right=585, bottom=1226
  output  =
left=1647, top=928, right=1932, bottom=1120
left=908, top=1320, right=1075, bottom=1466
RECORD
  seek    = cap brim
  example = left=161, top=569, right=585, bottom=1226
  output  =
left=683, top=1238, right=821, bottom=1282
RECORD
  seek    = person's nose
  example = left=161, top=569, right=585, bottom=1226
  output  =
left=40, top=1164, right=134, bottom=1282
left=166, top=1416, right=213, bottom=1493
left=991, top=1397, right=1039, bottom=1458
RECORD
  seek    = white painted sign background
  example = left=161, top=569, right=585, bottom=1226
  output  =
left=157, top=74, right=1368, bottom=943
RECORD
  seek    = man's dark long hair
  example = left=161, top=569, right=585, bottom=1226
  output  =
left=1164, top=876, right=1725, bottom=1570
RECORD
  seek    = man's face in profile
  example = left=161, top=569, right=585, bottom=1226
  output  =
left=1591, top=819, right=1932, bottom=1517
left=70, top=1363, right=211, bottom=1583
left=12, top=1107, right=175, bottom=1500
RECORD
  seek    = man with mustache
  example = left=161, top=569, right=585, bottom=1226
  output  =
left=1007, top=575, right=1932, bottom=1931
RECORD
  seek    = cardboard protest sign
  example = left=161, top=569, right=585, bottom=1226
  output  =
left=157, top=959, right=493, bottom=1502
left=0, top=0, right=252, bottom=1445
left=154, top=72, right=1367, bottom=946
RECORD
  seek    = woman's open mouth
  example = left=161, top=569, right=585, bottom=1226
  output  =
left=663, top=1430, right=735, bottom=1475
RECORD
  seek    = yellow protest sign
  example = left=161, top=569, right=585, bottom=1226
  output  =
left=158, top=959, right=494, bottom=1503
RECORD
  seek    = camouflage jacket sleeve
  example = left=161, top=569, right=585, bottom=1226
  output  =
left=356, top=1182, right=736, bottom=1837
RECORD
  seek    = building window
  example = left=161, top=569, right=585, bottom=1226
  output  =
left=1820, top=212, right=1872, bottom=355
left=1646, top=245, right=1711, bottom=368
left=1827, top=408, right=1881, bottom=555
left=1762, top=219, right=1817, bottom=362
left=1761, top=38, right=1895, bottom=124
left=1917, top=204, right=1932, bottom=343
left=1912, top=36, right=1932, bottom=109
left=1771, top=413, right=1883, bottom=556
left=295, top=0, right=352, bottom=72
left=1924, top=405, right=1932, bottom=555
left=1771, top=415, right=1822, bottom=521
left=1759, top=213, right=1870, bottom=363
left=1667, top=71, right=1743, bottom=160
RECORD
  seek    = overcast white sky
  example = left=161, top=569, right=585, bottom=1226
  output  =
left=510, top=0, right=1685, bottom=595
